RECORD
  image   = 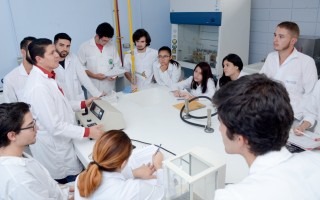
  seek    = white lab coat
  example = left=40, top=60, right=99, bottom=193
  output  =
left=22, top=66, right=84, bottom=179
left=173, top=76, right=216, bottom=98
left=302, top=79, right=320, bottom=133
left=124, top=47, right=158, bottom=89
left=0, top=153, right=68, bottom=200
left=74, top=170, right=164, bottom=200
left=216, top=70, right=248, bottom=90
left=78, top=38, right=122, bottom=94
left=260, top=48, right=317, bottom=120
left=55, top=53, right=102, bottom=101
left=214, top=148, right=320, bottom=200
left=3, top=63, right=29, bottom=102
left=153, top=62, right=181, bottom=88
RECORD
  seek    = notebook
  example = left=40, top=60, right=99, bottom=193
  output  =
left=287, top=130, right=320, bottom=150
left=173, top=101, right=206, bottom=112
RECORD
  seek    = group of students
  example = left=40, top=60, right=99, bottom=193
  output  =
left=0, top=19, right=320, bottom=200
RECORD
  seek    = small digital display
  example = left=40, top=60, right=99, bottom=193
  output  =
left=90, top=102, right=104, bottom=120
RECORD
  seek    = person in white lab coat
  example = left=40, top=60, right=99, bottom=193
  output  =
left=3, top=36, right=36, bottom=102
left=217, top=53, right=247, bottom=89
left=260, top=21, right=317, bottom=120
left=23, top=38, right=104, bottom=184
left=172, top=62, right=216, bottom=99
left=212, top=74, right=320, bottom=200
left=124, top=29, right=158, bottom=91
left=153, top=46, right=181, bottom=88
left=74, top=130, right=165, bottom=200
left=294, top=79, right=320, bottom=135
left=0, top=102, right=70, bottom=200
left=54, top=33, right=104, bottom=101
left=78, top=22, right=122, bottom=95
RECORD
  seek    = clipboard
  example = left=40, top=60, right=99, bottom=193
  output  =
left=173, top=101, right=206, bottom=112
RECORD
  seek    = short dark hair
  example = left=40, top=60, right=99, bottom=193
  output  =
left=212, top=73, right=293, bottom=156
left=219, top=54, right=243, bottom=88
left=20, top=36, right=36, bottom=51
left=191, top=62, right=214, bottom=93
left=96, top=22, right=114, bottom=38
left=277, top=21, right=300, bottom=38
left=0, top=102, right=30, bottom=148
left=54, top=33, right=72, bottom=44
left=132, top=29, right=151, bottom=46
left=28, top=38, right=52, bottom=65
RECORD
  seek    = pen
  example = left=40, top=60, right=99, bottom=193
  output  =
left=295, top=129, right=320, bottom=141
left=154, top=144, right=162, bottom=155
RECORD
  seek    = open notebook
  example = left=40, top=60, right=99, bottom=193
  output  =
left=173, top=101, right=206, bottom=112
left=288, top=130, right=320, bottom=150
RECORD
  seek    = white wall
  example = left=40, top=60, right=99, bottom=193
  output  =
left=0, top=0, right=171, bottom=87
left=250, top=0, right=320, bottom=64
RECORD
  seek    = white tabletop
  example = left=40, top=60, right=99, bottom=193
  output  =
left=73, top=86, right=249, bottom=184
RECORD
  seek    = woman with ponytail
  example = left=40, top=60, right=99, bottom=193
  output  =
left=74, top=130, right=164, bottom=199
left=153, top=46, right=181, bottom=87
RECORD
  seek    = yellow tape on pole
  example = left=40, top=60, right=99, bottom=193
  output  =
left=127, top=0, right=136, bottom=90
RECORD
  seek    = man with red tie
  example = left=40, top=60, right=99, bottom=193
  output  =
left=23, top=38, right=104, bottom=184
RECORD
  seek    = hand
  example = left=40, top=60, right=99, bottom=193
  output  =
left=179, top=91, right=192, bottom=99
left=173, top=90, right=180, bottom=97
left=68, top=186, right=74, bottom=193
left=95, top=73, right=106, bottom=80
left=99, top=91, right=108, bottom=97
left=294, top=121, right=311, bottom=136
left=152, top=151, right=163, bottom=170
left=131, top=84, right=138, bottom=93
left=294, top=126, right=305, bottom=136
left=85, top=97, right=99, bottom=108
left=106, top=76, right=117, bottom=81
left=88, top=124, right=104, bottom=139
left=132, top=163, right=156, bottom=180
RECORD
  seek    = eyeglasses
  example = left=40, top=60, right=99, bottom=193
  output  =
left=158, top=55, right=170, bottom=59
left=20, top=119, right=37, bottom=131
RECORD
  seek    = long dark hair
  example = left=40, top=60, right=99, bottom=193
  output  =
left=191, top=62, right=214, bottom=93
left=219, top=54, right=243, bottom=88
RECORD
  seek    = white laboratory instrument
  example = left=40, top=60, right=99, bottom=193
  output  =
left=75, top=100, right=125, bottom=132
left=163, top=147, right=226, bottom=200
left=170, top=0, right=251, bottom=77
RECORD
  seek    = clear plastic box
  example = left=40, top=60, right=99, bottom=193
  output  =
left=163, top=147, right=226, bottom=200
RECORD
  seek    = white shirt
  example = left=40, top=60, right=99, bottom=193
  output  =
left=74, top=170, right=164, bottom=200
left=302, top=79, right=320, bottom=133
left=153, top=62, right=181, bottom=88
left=0, top=153, right=68, bottom=200
left=78, top=38, right=122, bottom=94
left=55, top=53, right=102, bottom=101
left=260, top=48, right=318, bottom=120
left=3, top=63, right=29, bottom=102
left=214, top=148, right=320, bottom=200
left=22, top=66, right=84, bottom=179
left=216, top=71, right=247, bottom=90
left=173, top=76, right=216, bottom=98
left=124, top=47, right=158, bottom=89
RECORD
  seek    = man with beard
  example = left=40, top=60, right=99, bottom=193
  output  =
left=78, top=22, right=122, bottom=95
left=3, top=36, right=36, bottom=102
left=260, top=21, right=317, bottom=120
left=124, top=29, right=158, bottom=91
left=54, top=33, right=104, bottom=101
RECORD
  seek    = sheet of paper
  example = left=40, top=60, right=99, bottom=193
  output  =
left=288, top=130, right=320, bottom=150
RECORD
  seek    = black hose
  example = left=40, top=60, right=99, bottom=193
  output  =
left=179, top=96, right=217, bottom=128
